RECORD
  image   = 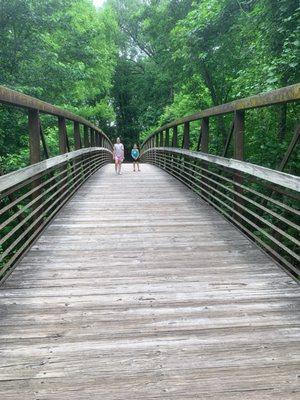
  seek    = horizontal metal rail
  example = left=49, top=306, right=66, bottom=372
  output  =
left=141, top=148, right=300, bottom=280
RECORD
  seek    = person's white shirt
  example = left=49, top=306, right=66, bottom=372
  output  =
left=114, top=143, right=124, bottom=158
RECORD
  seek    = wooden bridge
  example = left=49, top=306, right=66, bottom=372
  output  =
left=0, top=85, right=299, bottom=399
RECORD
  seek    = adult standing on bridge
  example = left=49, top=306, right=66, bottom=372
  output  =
left=113, top=137, right=124, bottom=175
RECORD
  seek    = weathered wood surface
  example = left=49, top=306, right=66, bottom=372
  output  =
left=0, top=164, right=299, bottom=399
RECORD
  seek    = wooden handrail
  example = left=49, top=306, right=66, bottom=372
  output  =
left=142, top=84, right=300, bottom=147
left=0, top=147, right=112, bottom=195
left=142, top=147, right=300, bottom=192
left=0, top=86, right=113, bottom=167
left=0, top=85, right=112, bottom=144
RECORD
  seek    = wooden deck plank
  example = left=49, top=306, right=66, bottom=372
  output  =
left=0, top=163, right=299, bottom=399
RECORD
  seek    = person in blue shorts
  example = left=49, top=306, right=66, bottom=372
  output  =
left=131, top=143, right=140, bottom=172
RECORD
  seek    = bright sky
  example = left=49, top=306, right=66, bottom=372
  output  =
left=93, top=0, right=105, bottom=8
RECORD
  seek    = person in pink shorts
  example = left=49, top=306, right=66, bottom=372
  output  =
left=113, top=137, right=124, bottom=175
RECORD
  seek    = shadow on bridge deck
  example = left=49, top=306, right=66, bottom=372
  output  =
left=0, top=163, right=299, bottom=399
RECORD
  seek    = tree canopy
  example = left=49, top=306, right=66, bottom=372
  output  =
left=0, top=0, right=299, bottom=171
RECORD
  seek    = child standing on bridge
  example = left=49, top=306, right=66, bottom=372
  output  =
left=113, top=137, right=124, bottom=175
left=131, top=144, right=140, bottom=172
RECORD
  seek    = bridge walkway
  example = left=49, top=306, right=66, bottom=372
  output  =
left=0, top=163, right=299, bottom=399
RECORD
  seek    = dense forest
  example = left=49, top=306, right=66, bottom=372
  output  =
left=0, top=0, right=299, bottom=171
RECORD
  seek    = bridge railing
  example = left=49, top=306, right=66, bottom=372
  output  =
left=0, top=87, right=113, bottom=282
left=141, top=85, right=300, bottom=280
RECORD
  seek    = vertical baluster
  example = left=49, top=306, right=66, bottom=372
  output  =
left=233, top=111, right=244, bottom=160
left=172, top=126, right=178, bottom=147
left=74, top=122, right=81, bottom=150
left=155, top=133, right=159, bottom=165
left=183, top=122, right=190, bottom=149
left=180, top=122, right=190, bottom=184
left=82, top=125, right=89, bottom=178
left=95, top=132, right=100, bottom=147
left=200, top=118, right=209, bottom=153
left=165, top=128, right=170, bottom=147
left=152, top=135, right=155, bottom=163
left=160, top=131, right=164, bottom=147
left=92, top=129, right=95, bottom=146
left=74, top=122, right=83, bottom=185
left=84, top=125, right=90, bottom=148
left=58, top=117, right=68, bottom=154
left=28, top=109, right=41, bottom=164
left=58, top=116, right=68, bottom=191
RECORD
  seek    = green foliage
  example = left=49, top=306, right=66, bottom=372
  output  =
left=0, top=0, right=118, bottom=172
left=0, top=0, right=299, bottom=169
left=109, top=0, right=299, bottom=169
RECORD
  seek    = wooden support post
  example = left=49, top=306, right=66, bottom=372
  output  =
left=181, top=122, right=190, bottom=184
left=90, top=129, right=95, bottom=146
left=57, top=117, right=68, bottom=190
left=183, top=122, right=190, bottom=149
left=233, top=110, right=245, bottom=160
left=95, top=132, right=100, bottom=146
left=170, top=126, right=178, bottom=171
left=74, top=121, right=81, bottom=150
left=160, top=131, right=164, bottom=147
left=172, top=126, right=178, bottom=147
left=28, top=109, right=41, bottom=164
left=155, top=133, right=159, bottom=147
left=200, top=117, right=209, bottom=153
left=84, top=125, right=90, bottom=148
left=58, top=117, right=68, bottom=154
left=165, top=128, right=170, bottom=147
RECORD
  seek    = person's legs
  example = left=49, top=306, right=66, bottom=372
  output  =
left=118, top=159, right=122, bottom=174
left=137, top=161, right=140, bottom=171
left=114, top=159, right=118, bottom=174
left=133, top=161, right=136, bottom=171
